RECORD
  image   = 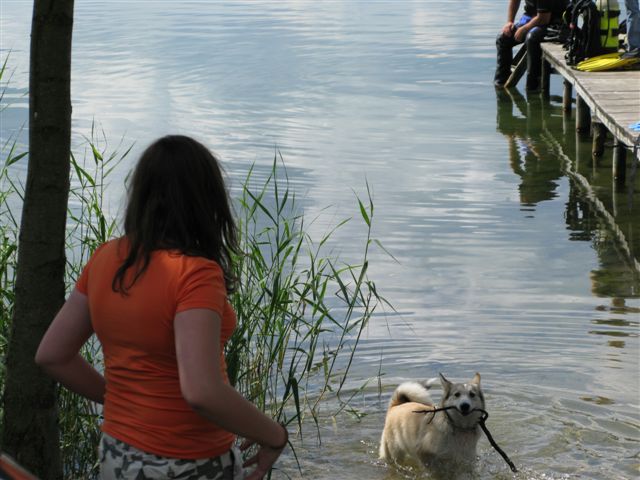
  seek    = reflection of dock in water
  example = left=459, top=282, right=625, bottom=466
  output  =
left=542, top=129, right=640, bottom=276
left=496, top=87, right=640, bottom=299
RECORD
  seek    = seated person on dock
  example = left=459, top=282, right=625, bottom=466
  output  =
left=494, top=0, right=568, bottom=91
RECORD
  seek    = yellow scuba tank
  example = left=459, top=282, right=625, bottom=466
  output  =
left=597, top=0, right=620, bottom=51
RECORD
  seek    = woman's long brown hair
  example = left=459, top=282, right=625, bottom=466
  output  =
left=112, top=135, right=238, bottom=293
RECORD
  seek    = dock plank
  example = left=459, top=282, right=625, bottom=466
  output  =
left=541, top=43, right=640, bottom=156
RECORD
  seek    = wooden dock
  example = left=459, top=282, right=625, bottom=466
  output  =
left=540, top=43, right=640, bottom=170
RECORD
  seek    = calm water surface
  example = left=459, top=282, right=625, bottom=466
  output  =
left=1, top=1, right=639, bottom=479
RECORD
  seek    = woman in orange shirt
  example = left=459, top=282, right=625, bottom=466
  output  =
left=36, top=135, right=287, bottom=479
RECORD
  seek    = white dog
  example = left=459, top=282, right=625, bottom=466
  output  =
left=379, top=373, right=485, bottom=467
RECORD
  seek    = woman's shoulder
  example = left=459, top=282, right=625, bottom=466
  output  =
left=164, top=253, right=227, bottom=295
left=161, top=250, right=223, bottom=273
left=85, top=238, right=121, bottom=262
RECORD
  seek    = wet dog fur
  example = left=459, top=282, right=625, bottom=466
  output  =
left=379, top=373, right=485, bottom=468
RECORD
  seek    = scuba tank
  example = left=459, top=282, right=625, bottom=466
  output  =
left=596, top=0, right=620, bottom=51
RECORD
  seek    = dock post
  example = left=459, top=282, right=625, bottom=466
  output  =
left=576, top=94, right=590, bottom=134
left=541, top=59, right=551, bottom=97
left=562, top=80, right=572, bottom=113
left=592, top=121, right=607, bottom=157
left=613, top=140, right=627, bottom=186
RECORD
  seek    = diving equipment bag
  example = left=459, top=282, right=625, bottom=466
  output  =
left=564, top=0, right=620, bottom=66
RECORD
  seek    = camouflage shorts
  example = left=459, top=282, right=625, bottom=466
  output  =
left=99, top=432, right=244, bottom=480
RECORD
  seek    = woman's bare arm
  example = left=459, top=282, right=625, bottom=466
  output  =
left=174, top=308, right=287, bottom=479
left=35, top=290, right=105, bottom=404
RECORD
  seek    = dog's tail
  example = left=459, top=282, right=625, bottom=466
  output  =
left=389, top=379, right=437, bottom=408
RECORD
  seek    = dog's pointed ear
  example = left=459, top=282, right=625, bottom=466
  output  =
left=439, top=373, right=452, bottom=394
left=470, top=372, right=481, bottom=386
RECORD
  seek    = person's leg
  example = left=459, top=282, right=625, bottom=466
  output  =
left=495, top=32, right=519, bottom=86
left=625, top=0, right=640, bottom=52
left=494, top=15, right=530, bottom=86
left=525, top=26, right=547, bottom=91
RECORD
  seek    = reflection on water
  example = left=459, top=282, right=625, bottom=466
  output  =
left=497, top=88, right=640, bottom=300
left=1, top=1, right=639, bottom=479
left=496, top=89, right=563, bottom=209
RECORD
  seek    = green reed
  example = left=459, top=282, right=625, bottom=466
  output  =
left=0, top=53, right=26, bottom=434
left=1, top=89, right=388, bottom=476
left=228, top=155, right=388, bottom=439
left=0, top=143, right=20, bottom=427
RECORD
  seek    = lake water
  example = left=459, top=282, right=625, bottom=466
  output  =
left=1, top=1, right=639, bottom=479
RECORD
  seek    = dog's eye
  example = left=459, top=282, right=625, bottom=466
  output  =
left=454, top=392, right=461, bottom=398
left=469, top=392, right=475, bottom=398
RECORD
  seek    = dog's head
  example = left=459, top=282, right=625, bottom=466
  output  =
left=439, top=372, right=485, bottom=429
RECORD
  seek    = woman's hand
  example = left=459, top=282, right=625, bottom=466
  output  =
left=240, top=425, right=288, bottom=480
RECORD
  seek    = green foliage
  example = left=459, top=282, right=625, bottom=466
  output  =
left=228, top=155, right=388, bottom=441
left=0, top=55, right=23, bottom=437
left=0, top=158, right=18, bottom=437
left=66, top=125, right=131, bottom=282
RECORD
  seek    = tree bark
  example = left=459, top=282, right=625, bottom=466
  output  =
left=1, top=1, right=74, bottom=478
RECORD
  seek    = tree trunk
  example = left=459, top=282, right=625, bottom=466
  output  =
left=1, top=1, right=74, bottom=478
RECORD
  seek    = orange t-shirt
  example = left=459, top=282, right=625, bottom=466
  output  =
left=75, top=238, right=236, bottom=459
